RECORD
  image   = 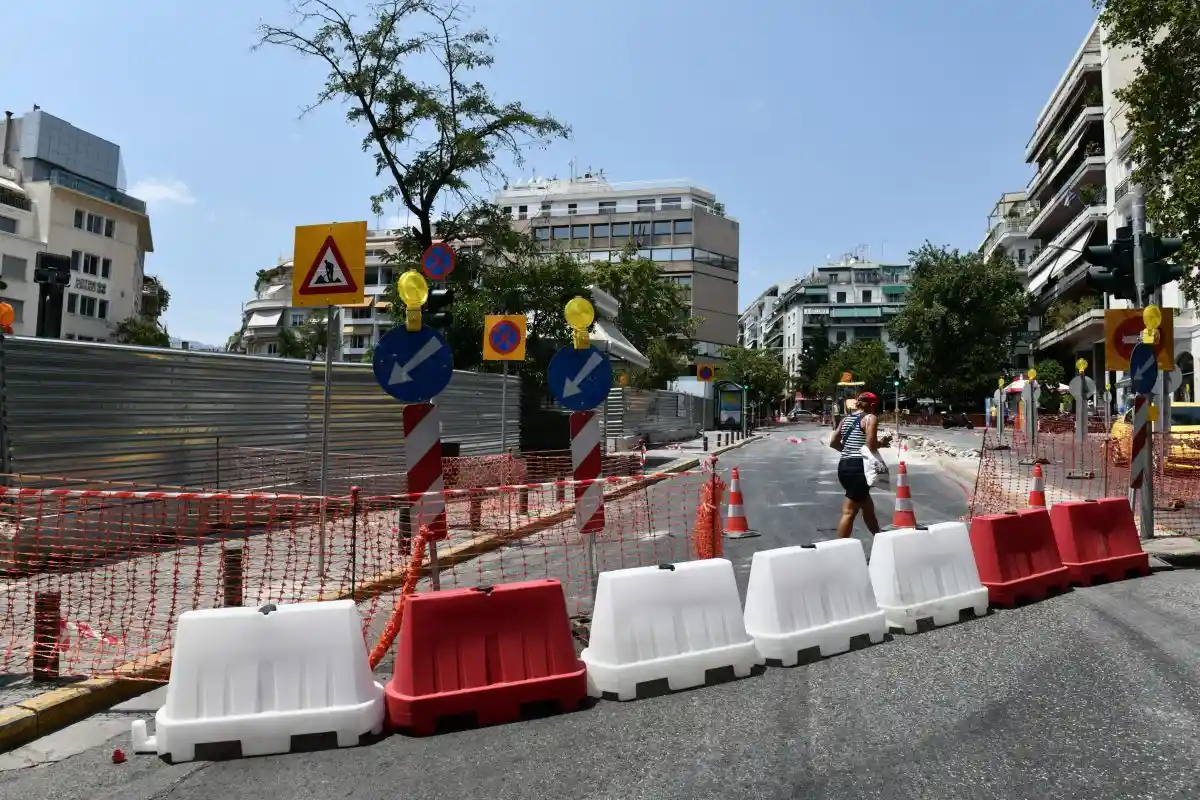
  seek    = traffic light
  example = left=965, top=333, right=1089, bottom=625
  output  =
left=1143, top=234, right=1186, bottom=290
left=426, top=287, right=455, bottom=327
left=891, top=370, right=901, bottom=388
left=1084, top=226, right=1136, bottom=300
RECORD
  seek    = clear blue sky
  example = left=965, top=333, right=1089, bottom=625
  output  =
left=7, top=0, right=1100, bottom=346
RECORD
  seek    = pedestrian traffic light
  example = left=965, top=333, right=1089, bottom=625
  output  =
left=1084, top=226, right=1137, bottom=300
left=426, top=287, right=454, bottom=328
left=891, top=370, right=900, bottom=388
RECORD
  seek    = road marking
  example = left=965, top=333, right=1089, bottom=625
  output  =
left=777, top=502, right=814, bottom=507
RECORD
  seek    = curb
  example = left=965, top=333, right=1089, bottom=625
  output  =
left=0, top=438, right=766, bottom=754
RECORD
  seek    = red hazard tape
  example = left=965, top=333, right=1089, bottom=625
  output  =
left=968, top=508, right=1071, bottom=607
left=384, top=579, right=586, bottom=735
left=1048, top=498, right=1151, bottom=585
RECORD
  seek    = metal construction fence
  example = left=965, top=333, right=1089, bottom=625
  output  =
left=970, top=428, right=1200, bottom=537
left=0, top=467, right=717, bottom=685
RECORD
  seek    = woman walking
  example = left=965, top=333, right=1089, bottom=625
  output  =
left=829, top=392, right=892, bottom=539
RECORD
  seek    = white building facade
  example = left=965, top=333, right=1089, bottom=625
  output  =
left=0, top=108, right=154, bottom=340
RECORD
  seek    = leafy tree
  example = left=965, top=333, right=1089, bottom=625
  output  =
left=812, top=340, right=894, bottom=399
left=257, top=0, right=568, bottom=253
left=718, top=346, right=788, bottom=404
left=275, top=327, right=309, bottom=360
left=887, top=243, right=1029, bottom=402
left=591, top=246, right=695, bottom=353
left=629, top=338, right=688, bottom=390
left=796, top=320, right=835, bottom=393
left=113, top=315, right=170, bottom=347
left=1094, top=0, right=1200, bottom=300
left=1032, top=358, right=1065, bottom=412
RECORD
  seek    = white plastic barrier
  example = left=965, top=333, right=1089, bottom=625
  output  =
left=581, top=559, right=763, bottom=701
left=131, top=600, right=384, bottom=763
left=743, top=539, right=886, bottom=664
left=868, top=522, right=989, bottom=634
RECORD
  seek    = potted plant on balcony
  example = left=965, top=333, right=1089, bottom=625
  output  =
left=1084, top=84, right=1102, bottom=107
left=1077, top=184, right=1103, bottom=206
left=1084, top=141, right=1103, bottom=157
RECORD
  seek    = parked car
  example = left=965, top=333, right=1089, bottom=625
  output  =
left=1110, top=401, right=1200, bottom=470
left=788, top=409, right=817, bottom=422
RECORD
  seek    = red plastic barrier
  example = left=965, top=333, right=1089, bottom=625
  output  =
left=1048, top=498, right=1151, bottom=585
left=385, top=579, right=587, bottom=735
left=969, top=508, right=1071, bottom=607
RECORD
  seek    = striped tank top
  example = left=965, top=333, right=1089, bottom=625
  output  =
left=839, top=413, right=867, bottom=460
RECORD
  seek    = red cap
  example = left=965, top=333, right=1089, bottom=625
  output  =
left=857, top=392, right=878, bottom=404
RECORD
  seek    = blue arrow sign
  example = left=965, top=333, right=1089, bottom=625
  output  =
left=372, top=325, right=454, bottom=404
left=1129, top=342, right=1159, bottom=395
left=548, top=345, right=613, bottom=411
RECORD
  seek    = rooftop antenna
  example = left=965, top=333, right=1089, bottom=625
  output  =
left=569, top=157, right=576, bottom=181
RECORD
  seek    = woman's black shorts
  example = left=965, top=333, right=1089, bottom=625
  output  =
left=837, top=457, right=870, bottom=502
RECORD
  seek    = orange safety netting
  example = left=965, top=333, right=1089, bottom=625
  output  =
left=971, top=428, right=1200, bottom=537
left=0, top=467, right=709, bottom=692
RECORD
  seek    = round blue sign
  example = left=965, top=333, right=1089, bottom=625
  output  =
left=372, top=325, right=454, bottom=404
left=548, top=345, right=613, bottom=411
left=489, top=320, right=521, bottom=355
left=422, top=243, right=456, bottom=280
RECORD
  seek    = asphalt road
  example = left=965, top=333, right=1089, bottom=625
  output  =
left=6, top=429, right=1200, bottom=799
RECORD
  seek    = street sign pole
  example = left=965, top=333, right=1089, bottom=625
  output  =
left=318, top=303, right=335, bottom=578
left=500, top=360, right=509, bottom=452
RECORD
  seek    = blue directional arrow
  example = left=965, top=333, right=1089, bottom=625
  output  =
left=372, top=325, right=453, bottom=404
left=548, top=345, right=612, bottom=411
left=1129, top=342, right=1158, bottom=395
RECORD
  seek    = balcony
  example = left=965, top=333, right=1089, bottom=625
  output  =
left=1027, top=204, right=1108, bottom=281
left=1025, top=30, right=1103, bottom=162
left=0, top=184, right=31, bottom=213
left=242, top=296, right=289, bottom=314
left=1027, top=173, right=1106, bottom=243
left=48, top=169, right=147, bottom=215
left=1029, top=135, right=1105, bottom=203
left=1034, top=308, right=1105, bottom=352
left=981, top=217, right=1033, bottom=255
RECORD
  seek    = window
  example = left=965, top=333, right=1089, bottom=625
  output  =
left=83, top=253, right=100, bottom=276
left=836, top=330, right=847, bottom=343
left=889, top=351, right=900, bottom=363
left=540, top=201, right=551, bottom=212
left=567, top=203, right=577, bottom=216
left=673, top=219, right=693, bottom=235
left=668, top=275, right=692, bottom=301
left=633, top=222, right=651, bottom=238
left=290, top=312, right=305, bottom=327
left=599, top=201, right=616, bottom=215
left=592, top=223, right=610, bottom=238
left=365, top=267, right=379, bottom=284
left=501, top=206, right=512, bottom=215
left=67, top=293, right=78, bottom=313
left=571, top=225, right=589, bottom=239
left=652, top=220, right=671, bottom=236
left=662, top=197, right=682, bottom=210
left=350, top=334, right=368, bottom=349
left=79, top=295, right=98, bottom=316
left=350, top=307, right=373, bottom=320
left=266, top=342, right=279, bottom=355
left=104, top=219, right=115, bottom=238
left=86, top=213, right=104, bottom=234
left=0, top=216, right=16, bottom=235
left=862, top=290, right=872, bottom=303
left=71, top=250, right=81, bottom=271
left=1, top=255, right=27, bottom=281
left=534, top=227, right=550, bottom=240
left=0, top=297, right=22, bottom=321
left=98, top=299, right=108, bottom=320
left=552, top=225, right=570, bottom=240
left=636, top=199, right=655, bottom=211
left=836, top=291, right=847, bottom=303
left=611, top=222, right=630, bottom=238
left=73, top=209, right=85, bottom=229
left=517, top=205, right=528, bottom=219
left=101, top=257, right=111, bottom=279
left=1017, top=248, right=1026, bottom=266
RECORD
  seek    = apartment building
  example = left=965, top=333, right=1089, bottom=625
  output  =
left=236, top=227, right=407, bottom=359
left=0, top=107, right=154, bottom=340
left=494, top=172, right=740, bottom=360
left=979, top=191, right=1042, bottom=369
left=738, top=254, right=912, bottom=380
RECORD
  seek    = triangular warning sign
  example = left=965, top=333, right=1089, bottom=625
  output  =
left=298, top=236, right=360, bottom=295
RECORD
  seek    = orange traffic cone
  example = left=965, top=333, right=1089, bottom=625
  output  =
left=1029, top=464, right=1046, bottom=508
left=892, top=461, right=918, bottom=528
left=724, top=468, right=760, bottom=539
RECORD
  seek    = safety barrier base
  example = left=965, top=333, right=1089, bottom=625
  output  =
left=385, top=672, right=588, bottom=737
left=1063, top=553, right=1151, bottom=587
left=879, top=587, right=990, bottom=635
left=984, top=568, right=1071, bottom=609
left=583, top=642, right=762, bottom=702
left=752, top=612, right=887, bottom=667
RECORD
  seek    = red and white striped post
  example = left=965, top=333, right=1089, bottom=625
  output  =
left=1129, top=394, right=1150, bottom=523
left=404, top=402, right=446, bottom=586
left=571, top=410, right=604, bottom=596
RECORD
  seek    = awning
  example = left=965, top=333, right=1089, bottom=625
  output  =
left=374, top=299, right=392, bottom=309
left=247, top=311, right=282, bottom=328
left=831, top=307, right=883, bottom=319
left=882, top=285, right=907, bottom=296
left=340, top=298, right=374, bottom=308
left=592, top=318, right=650, bottom=369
